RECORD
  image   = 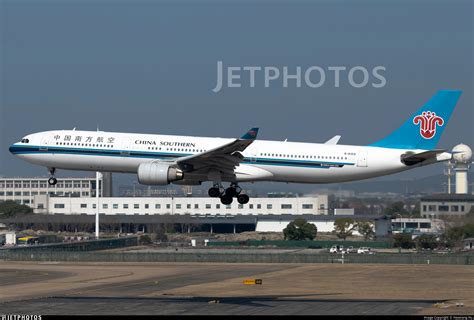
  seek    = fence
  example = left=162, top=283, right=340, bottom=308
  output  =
left=1, top=250, right=472, bottom=265
left=208, top=240, right=392, bottom=249
left=0, top=236, right=139, bottom=253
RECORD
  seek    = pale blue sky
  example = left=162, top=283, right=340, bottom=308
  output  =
left=1, top=0, right=472, bottom=181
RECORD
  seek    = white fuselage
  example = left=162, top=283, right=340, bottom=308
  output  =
left=9, top=130, right=446, bottom=184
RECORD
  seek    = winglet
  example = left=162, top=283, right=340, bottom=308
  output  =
left=240, top=127, right=259, bottom=140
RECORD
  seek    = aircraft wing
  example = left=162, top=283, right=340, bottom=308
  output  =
left=400, top=149, right=448, bottom=166
left=175, top=128, right=259, bottom=174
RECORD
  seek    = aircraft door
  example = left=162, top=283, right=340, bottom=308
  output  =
left=39, top=135, right=51, bottom=151
left=120, top=138, right=131, bottom=156
left=248, top=146, right=258, bottom=163
left=357, top=151, right=368, bottom=167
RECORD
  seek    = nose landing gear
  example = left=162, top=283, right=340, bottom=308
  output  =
left=47, top=168, right=57, bottom=186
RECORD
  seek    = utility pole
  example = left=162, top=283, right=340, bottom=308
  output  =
left=95, top=172, right=102, bottom=239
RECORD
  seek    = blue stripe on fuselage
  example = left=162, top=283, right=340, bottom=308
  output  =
left=9, top=145, right=355, bottom=169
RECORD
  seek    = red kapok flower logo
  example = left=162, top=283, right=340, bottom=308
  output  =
left=413, top=111, right=444, bottom=139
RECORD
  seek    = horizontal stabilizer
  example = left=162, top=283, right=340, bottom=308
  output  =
left=400, top=149, right=447, bottom=166
left=324, top=135, right=341, bottom=145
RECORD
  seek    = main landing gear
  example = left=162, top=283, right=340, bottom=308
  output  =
left=48, top=168, right=57, bottom=186
left=208, top=183, right=250, bottom=205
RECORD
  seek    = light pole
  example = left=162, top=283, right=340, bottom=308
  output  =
left=95, top=172, right=102, bottom=239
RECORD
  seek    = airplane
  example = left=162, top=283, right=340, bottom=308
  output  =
left=9, top=90, right=462, bottom=205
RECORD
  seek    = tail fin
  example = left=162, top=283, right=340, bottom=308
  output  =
left=370, top=90, right=462, bottom=149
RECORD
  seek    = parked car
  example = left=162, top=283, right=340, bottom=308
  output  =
left=357, top=247, right=375, bottom=254
left=346, top=246, right=356, bottom=253
left=329, top=245, right=344, bottom=253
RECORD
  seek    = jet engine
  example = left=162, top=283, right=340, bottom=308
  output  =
left=137, top=162, right=184, bottom=185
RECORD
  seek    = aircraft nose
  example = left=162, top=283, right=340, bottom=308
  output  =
left=9, top=143, right=17, bottom=155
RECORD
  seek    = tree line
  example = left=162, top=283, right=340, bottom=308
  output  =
left=284, top=216, right=474, bottom=251
left=283, top=217, right=375, bottom=241
left=0, top=201, right=33, bottom=217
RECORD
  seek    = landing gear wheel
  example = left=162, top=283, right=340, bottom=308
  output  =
left=48, top=177, right=58, bottom=186
left=220, top=194, right=233, bottom=205
left=225, top=187, right=238, bottom=198
left=237, top=194, right=250, bottom=204
left=47, top=168, right=57, bottom=186
left=208, top=187, right=220, bottom=198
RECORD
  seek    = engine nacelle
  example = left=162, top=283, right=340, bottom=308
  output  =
left=137, top=162, right=184, bottom=185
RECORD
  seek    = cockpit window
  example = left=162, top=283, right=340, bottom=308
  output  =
left=21, top=138, right=30, bottom=143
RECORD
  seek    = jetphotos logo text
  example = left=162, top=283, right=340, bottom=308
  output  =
left=212, top=60, right=387, bottom=93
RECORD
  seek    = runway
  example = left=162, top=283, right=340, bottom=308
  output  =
left=0, top=262, right=472, bottom=315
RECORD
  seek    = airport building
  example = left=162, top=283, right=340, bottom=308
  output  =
left=0, top=175, right=400, bottom=235
left=0, top=177, right=102, bottom=206
left=256, top=215, right=390, bottom=237
left=32, top=194, right=329, bottom=216
left=1, top=212, right=389, bottom=236
left=0, top=175, right=117, bottom=207
left=420, top=194, right=474, bottom=218
left=391, top=217, right=444, bottom=235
